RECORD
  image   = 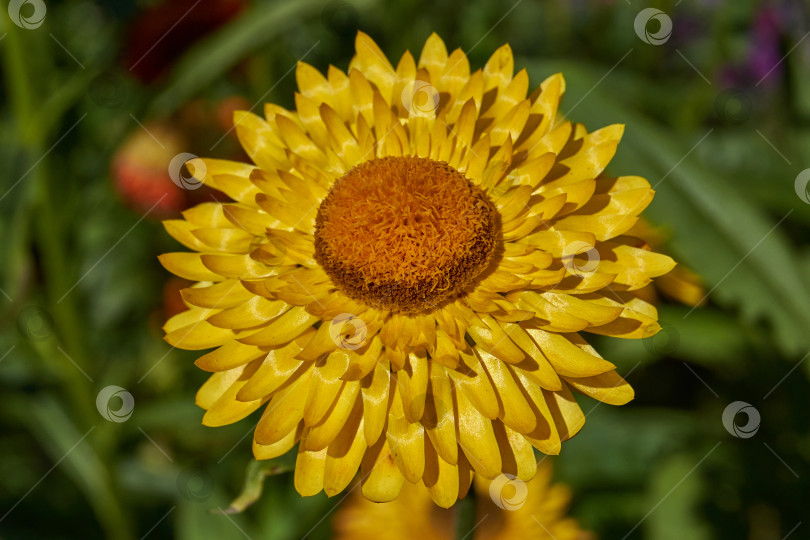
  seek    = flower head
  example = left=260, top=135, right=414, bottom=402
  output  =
left=333, top=460, right=593, bottom=540
left=161, top=32, right=676, bottom=507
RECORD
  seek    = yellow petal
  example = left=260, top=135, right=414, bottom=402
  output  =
left=398, top=351, right=429, bottom=423
left=455, top=384, right=502, bottom=478
left=493, top=421, right=537, bottom=481
left=422, top=439, right=459, bottom=508
left=386, top=387, right=426, bottom=483
left=565, top=370, right=634, bottom=405
left=195, top=364, right=245, bottom=410
left=499, top=322, right=562, bottom=391
left=253, top=423, right=301, bottom=460
left=512, top=369, right=561, bottom=455
left=294, top=446, right=327, bottom=497
left=165, top=320, right=233, bottom=350
left=351, top=31, right=395, bottom=99
left=238, top=305, right=319, bottom=347
left=424, top=364, right=457, bottom=465
left=304, top=349, right=350, bottom=426
left=195, top=340, right=265, bottom=372
left=306, top=381, right=362, bottom=452
left=476, top=349, right=537, bottom=434
left=254, top=365, right=314, bottom=445
left=361, top=358, right=391, bottom=446
left=159, top=253, right=221, bottom=282
left=233, top=111, right=286, bottom=171
left=360, top=437, right=405, bottom=502
left=181, top=280, right=253, bottom=309
left=545, top=383, right=585, bottom=441
left=526, top=328, right=617, bottom=378
left=466, top=314, right=525, bottom=364
left=206, top=295, right=289, bottom=329
left=483, top=44, right=514, bottom=92
left=236, top=334, right=309, bottom=401
left=417, top=32, right=448, bottom=82
left=324, top=399, right=367, bottom=496
left=202, top=360, right=266, bottom=427
left=448, top=349, right=500, bottom=420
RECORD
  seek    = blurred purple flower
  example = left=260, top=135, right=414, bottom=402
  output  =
left=748, top=6, right=783, bottom=83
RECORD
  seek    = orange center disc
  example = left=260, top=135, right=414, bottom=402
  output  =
left=314, top=156, right=500, bottom=314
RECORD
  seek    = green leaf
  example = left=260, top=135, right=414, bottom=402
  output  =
left=149, top=0, right=377, bottom=116
left=22, top=396, right=134, bottom=540
left=646, top=454, right=712, bottom=540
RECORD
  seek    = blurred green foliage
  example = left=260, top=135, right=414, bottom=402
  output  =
left=1, top=0, right=809, bottom=538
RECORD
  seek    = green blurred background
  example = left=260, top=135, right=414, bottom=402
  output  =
left=1, top=0, right=809, bottom=538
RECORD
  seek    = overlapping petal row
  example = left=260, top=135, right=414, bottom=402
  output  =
left=160, top=32, right=676, bottom=507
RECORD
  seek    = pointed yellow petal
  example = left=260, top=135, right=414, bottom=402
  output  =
left=565, top=370, right=634, bottom=405
left=525, top=328, right=616, bottom=378
left=417, top=32, right=448, bottom=81
left=483, top=44, right=514, bottom=91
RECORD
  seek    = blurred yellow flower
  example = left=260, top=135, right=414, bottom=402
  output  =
left=334, top=460, right=593, bottom=540
left=160, top=32, right=677, bottom=507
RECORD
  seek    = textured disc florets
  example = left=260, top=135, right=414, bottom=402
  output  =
left=314, top=156, right=499, bottom=313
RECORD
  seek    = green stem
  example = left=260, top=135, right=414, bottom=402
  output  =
left=455, top=490, right=477, bottom=540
